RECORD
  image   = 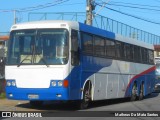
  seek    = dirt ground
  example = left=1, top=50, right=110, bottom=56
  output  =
left=0, top=98, right=40, bottom=111
left=0, top=99, right=26, bottom=106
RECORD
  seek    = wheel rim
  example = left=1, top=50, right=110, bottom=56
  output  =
left=131, top=84, right=137, bottom=101
left=83, top=88, right=90, bottom=106
left=81, top=85, right=91, bottom=109
left=139, top=84, right=144, bottom=100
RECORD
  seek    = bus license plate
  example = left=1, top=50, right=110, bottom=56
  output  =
left=28, top=94, right=39, bottom=99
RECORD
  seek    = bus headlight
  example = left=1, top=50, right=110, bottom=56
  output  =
left=50, top=80, right=69, bottom=87
left=58, top=81, right=63, bottom=86
left=7, top=81, right=11, bottom=86
left=6, top=80, right=16, bottom=87
left=51, top=81, right=57, bottom=87
left=12, top=81, right=16, bottom=86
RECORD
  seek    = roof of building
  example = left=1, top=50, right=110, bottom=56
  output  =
left=0, top=36, right=9, bottom=40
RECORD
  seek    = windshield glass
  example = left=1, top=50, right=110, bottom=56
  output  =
left=7, top=29, right=69, bottom=65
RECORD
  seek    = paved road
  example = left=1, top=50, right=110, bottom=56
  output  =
left=0, top=92, right=160, bottom=119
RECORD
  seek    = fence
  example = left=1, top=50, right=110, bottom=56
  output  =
left=27, top=12, right=160, bottom=45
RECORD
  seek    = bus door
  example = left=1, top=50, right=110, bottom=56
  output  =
left=70, top=30, right=81, bottom=100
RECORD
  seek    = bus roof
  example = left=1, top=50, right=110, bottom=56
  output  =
left=11, top=20, right=79, bottom=31
left=11, top=20, right=154, bottom=50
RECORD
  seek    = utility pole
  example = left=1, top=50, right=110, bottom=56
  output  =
left=86, top=0, right=95, bottom=25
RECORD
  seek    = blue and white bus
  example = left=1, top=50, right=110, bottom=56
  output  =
left=5, top=20, right=155, bottom=109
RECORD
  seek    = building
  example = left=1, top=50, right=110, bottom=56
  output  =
left=0, top=35, right=9, bottom=94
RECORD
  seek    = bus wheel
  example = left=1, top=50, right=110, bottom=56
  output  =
left=139, top=84, right=144, bottom=100
left=30, top=101, right=43, bottom=107
left=79, top=83, right=91, bottom=109
left=130, top=83, right=137, bottom=101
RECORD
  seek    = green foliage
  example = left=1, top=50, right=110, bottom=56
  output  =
left=0, top=92, right=6, bottom=99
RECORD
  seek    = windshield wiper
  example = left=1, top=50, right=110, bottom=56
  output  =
left=17, top=54, right=49, bottom=67
left=36, top=54, right=49, bottom=67
left=17, top=55, right=31, bottom=67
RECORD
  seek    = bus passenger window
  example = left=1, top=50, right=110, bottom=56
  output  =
left=134, top=46, right=141, bottom=63
left=124, top=44, right=131, bottom=60
left=106, top=39, right=116, bottom=57
left=94, top=36, right=105, bottom=56
left=142, top=48, right=148, bottom=63
left=82, top=32, right=93, bottom=54
left=130, top=45, right=134, bottom=61
left=115, top=41, right=123, bottom=59
left=71, top=30, right=79, bottom=66
left=148, top=50, right=154, bottom=64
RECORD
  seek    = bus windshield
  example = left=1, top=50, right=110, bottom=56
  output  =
left=7, top=29, right=69, bottom=66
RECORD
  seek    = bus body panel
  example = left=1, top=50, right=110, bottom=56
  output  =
left=80, top=55, right=155, bottom=101
left=6, top=87, right=69, bottom=100
left=5, top=65, right=68, bottom=88
left=68, top=66, right=81, bottom=100
left=5, top=20, right=155, bottom=103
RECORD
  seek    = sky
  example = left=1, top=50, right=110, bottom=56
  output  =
left=0, top=0, right=160, bottom=37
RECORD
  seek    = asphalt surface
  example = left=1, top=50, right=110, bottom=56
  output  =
left=0, top=92, right=160, bottom=119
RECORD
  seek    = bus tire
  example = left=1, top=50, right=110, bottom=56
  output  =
left=29, top=101, right=43, bottom=107
left=130, top=83, right=137, bottom=101
left=78, top=82, right=91, bottom=109
left=139, top=84, right=144, bottom=100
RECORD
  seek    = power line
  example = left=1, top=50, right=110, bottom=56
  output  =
left=107, top=3, right=160, bottom=12
left=94, top=0, right=110, bottom=16
left=12, top=0, right=63, bottom=10
left=96, top=1, right=160, bottom=13
left=0, top=0, right=70, bottom=24
left=97, top=0, right=160, bottom=14
left=0, top=0, right=70, bottom=13
left=109, top=1, right=160, bottom=8
left=95, top=3, right=160, bottom=25
left=20, top=0, right=70, bottom=12
left=54, top=2, right=85, bottom=6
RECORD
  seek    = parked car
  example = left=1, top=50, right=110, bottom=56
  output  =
left=154, top=83, right=160, bottom=92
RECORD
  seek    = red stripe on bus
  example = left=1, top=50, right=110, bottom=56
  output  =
left=125, top=66, right=156, bottom=95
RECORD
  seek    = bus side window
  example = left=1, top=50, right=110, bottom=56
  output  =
left=148, top=50, right=154, bottom=64
left=71, top=30, right=79, bottom=66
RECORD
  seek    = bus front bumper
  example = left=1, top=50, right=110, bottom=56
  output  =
left=6, top=87, right=69, bottom=101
